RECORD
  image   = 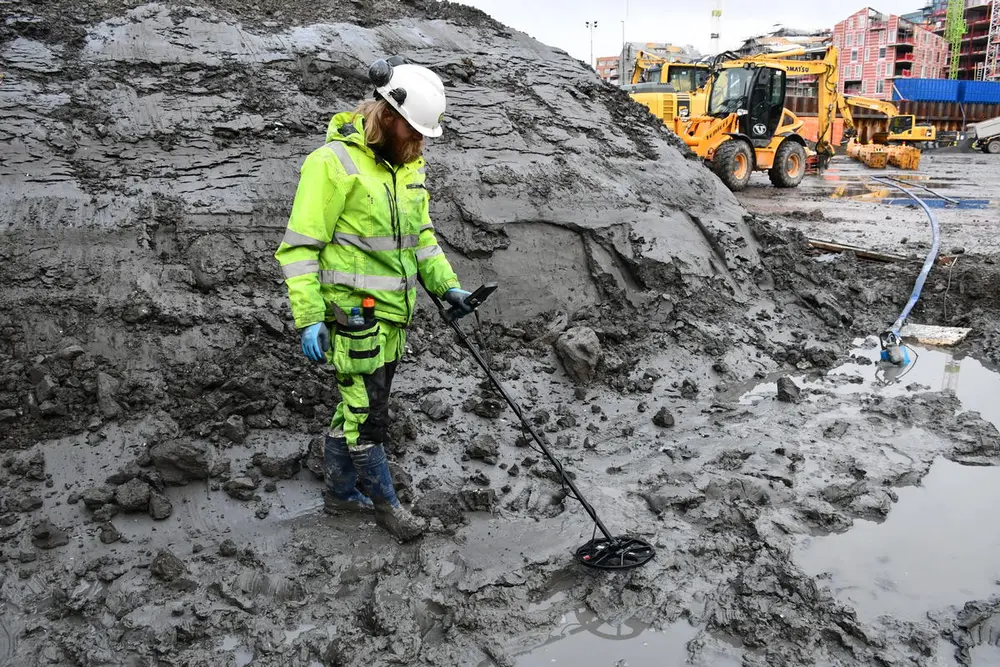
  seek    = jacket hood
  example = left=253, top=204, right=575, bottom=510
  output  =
left=325, top=112, right=368, bottom=146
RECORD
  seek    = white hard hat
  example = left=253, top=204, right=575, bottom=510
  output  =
left=369, top=58, right=446, bottom=138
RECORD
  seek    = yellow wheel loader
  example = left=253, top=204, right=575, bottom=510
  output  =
left=672, top=46, right=938, bottom=190
left=673, top=54, right=818, bottom=191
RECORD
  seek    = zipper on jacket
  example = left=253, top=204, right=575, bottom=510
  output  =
left=382, top=168, right=413, bottom=324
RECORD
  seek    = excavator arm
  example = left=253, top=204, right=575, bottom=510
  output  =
left=842, top=96, right=899, bottom=116
left=631, top=51, right=667, bottom=85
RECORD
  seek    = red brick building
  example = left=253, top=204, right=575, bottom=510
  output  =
left=596, top=56, right=622, bottom=84
left=833, top=8, right=949, bottom=99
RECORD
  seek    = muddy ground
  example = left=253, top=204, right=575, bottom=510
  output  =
left=3, top=2, right=1000, bottom=666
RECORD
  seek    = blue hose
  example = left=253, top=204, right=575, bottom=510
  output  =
left=870, top=176, right=941, bottom=364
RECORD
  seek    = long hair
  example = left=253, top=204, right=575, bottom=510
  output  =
left=352, top=99, right=392, bottom=146
left=352, top=98, right=424, bottom=164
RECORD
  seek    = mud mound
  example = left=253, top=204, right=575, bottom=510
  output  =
left=0, top=0, right=761, bottom=446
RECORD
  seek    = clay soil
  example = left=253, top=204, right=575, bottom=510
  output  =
left=3, top=2, right=1000, bottom=666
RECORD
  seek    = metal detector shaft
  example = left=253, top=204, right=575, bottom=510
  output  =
left=429, top=293, right=617, bottom=544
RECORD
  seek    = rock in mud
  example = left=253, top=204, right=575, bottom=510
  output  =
left=644, top=483, right=703, bottom=515
left=223, top=477, right=258, bottom=501
left=92, top=504, right=119, bottom=523
left=221, top=415, right=247, bottom=444
left=805, top=342, right=839, bottom=368
left=469, top=397, right=505, bottom=419
left=98, top=522, right=121, bottom=544
left=554, top=327, right=602, bottom=385
left=653, top=407, right=676, bottom=428
left=420, top=395, right=453, bottom=421
left=251, top=451, right=301, bottom=479
left=106, top=463, right=141, bottom=485
left=81, top=485, right=116, bottom=510
left=776, top=376, right=802, bottom=403
left=256, top=310, right=285, bottom=336
left=188, top=234, right=247, bottom=292
left=9, top=450, right=46, bottom=480
left=114, top=478, right=152, bottom=512
left=32, top=374, right=56, bottom=403
left=149, top=440, right=214, bottom=483
left=148, top=491, right=173, bottom=520
left=460, top=488, right=499, bottom=512
left=304, top=435, right=325, bottom=479
left=218, top=539, right=238, bottom=558
left=150, top=549, right=187, bottom=582
left=412, top=490, right=465, bottom=527
left=31, top=520, right=69, bottom=550
left=680, top=377, right=700, bottom=399
left=9, top=493, right=43, bottom=513
left=96, top=372, right=122, bottom=419
left=466, top=434, right=499, bottom=462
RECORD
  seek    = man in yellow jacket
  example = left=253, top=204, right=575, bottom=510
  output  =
left=275, top=58, right=472, bottom=542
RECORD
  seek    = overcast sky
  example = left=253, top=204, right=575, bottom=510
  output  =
left=452, top=1, right=930, bottom=62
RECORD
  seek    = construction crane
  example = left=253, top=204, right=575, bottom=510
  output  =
left=711, top=0, right=723, bottom=56
left=986, top=0, right=1000, bottom=81
left=945, top=0, right=966, bottom=80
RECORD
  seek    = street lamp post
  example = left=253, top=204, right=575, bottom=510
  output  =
left=585, top=20, right=598, bottom=69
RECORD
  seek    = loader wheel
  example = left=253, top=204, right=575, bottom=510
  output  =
left=987, top=139, right=1000, bottom=155
left=712, top=140, right=753, bottom=191
left=768, top=140, right=806, bottom=188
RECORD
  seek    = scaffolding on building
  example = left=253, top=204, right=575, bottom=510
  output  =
left=945, top=0, right=967, bottom=79
left=986, top=0, right=1000, bottom=80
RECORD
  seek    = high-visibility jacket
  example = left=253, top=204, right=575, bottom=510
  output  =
left=275, top=112, right=461, bottom=329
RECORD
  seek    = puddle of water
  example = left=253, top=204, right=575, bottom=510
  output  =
left=219, top=635, right=254, bottom=666
left=826, top=183, right=991, bottom=208
left=972, top=644, right=1000, bottom=666
left=283, top=623, right=316, bottom=644
left=797, top=458, right=1000, bottom=623
left=739, top=340, right=1000, bottom=430
left=513, top=609, right=741, bottom=666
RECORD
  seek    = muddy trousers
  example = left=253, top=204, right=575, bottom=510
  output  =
left=328, top=321, right=406, bottom=449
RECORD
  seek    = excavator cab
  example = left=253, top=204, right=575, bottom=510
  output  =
left=888, top=115, right=914, bottom=135
left=626, top=57, right=711, bottom=124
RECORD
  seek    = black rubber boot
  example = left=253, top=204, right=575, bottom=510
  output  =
left=323, top=435, right=373, bottom=513
left=349, top=444, right=425, bottom=543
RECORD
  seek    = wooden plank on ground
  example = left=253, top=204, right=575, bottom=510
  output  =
left=807, top=238, right=909, bottom=263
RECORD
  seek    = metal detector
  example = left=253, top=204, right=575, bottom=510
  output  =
left=428, top=284, right=654, bottom=570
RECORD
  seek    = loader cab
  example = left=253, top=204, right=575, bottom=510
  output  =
left=708, top=65, right=787, bottom=146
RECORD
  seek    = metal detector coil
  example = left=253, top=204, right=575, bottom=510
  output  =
left=428, top=284, right=654, bottom=571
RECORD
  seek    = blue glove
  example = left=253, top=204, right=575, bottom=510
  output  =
left=442, top=288, right=473, bottom=319
left=300, top=323, right=330, bottom=361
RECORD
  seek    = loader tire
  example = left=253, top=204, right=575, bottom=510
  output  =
left=987, top=138, right=1000, bottom=155
left=768, top=140, right=806, bottom=188
left=712, top=140, right=753, bottom=192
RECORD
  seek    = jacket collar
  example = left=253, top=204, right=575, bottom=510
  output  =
left=324, top=112, right=426, bottom=174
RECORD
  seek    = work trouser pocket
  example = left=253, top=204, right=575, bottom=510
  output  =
left=332, top=320, right=382, bottom=376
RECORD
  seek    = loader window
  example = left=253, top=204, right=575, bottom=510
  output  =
left=745, top=67, right=786, bottom=143
left=708, top=68, right=753, bottom=117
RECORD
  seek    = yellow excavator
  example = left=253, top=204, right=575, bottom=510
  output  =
left=624, top=51, right=711, bottom=124
left=840, top=96, right=937, bottom=146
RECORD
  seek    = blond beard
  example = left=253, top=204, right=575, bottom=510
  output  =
left=382, top=135, right=424, bottom=166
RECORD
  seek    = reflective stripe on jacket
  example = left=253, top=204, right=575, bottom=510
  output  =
left=275, top=112, right=460, bottom=329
